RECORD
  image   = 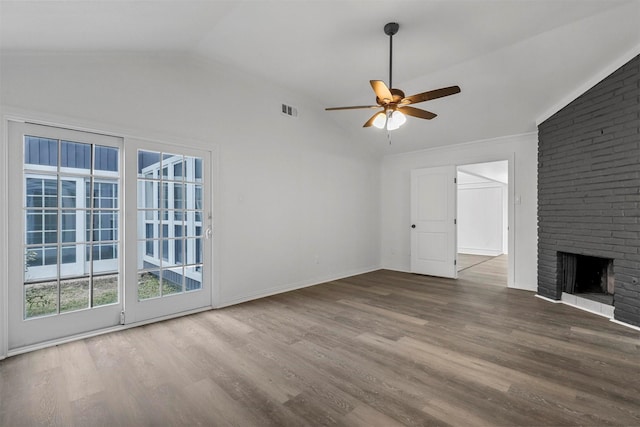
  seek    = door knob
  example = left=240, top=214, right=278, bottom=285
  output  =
left=411, top=224, right=416, bottom=229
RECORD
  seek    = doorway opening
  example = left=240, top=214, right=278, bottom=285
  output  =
left=456, top=160, right=508, bottom=286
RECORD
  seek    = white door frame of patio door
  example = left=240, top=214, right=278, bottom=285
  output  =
left=7, top=121, right=124, bottom=351
left=410, top=165, right=458, bottom=278
left=123, top=138, right=213, bottom=324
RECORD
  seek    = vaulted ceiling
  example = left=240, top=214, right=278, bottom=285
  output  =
left=1, top=1, right=639, bottom=154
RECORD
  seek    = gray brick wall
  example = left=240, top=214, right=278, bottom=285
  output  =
left=538, top=54, right=640, bottom=327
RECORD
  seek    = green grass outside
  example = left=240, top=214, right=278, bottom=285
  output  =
left=25, top=273, right=183, bottom=318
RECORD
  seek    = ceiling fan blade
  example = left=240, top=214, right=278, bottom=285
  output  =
left=399, top=106, right=437, bottom=120
left=363, top=111, right=384, bottom=127
left=401, top=86, right=461, bottom=105
left=370, top=80, right=393, bottom=104
left=325, top=105, right=380, bottom=111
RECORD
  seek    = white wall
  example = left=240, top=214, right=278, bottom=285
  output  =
left=381, top=133, right=538, bottom=291
left=457, top=180, right=506, bottom=256
left=0, top=53, right=381, bottom=314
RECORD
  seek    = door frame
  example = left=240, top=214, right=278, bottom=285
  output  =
left=0, top=110, right=220, bottom=358
left=408, top=154, right=514, bottom=288
left=455, top=155, right=515, bottom=288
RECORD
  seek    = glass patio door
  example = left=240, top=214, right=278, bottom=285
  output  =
left=7, top=122, right=123, bottom=350
left=123, top=139, right=212, bottom=324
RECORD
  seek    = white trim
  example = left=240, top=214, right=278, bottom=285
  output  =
left=610, top=318, right=640, bottom=332
left=383, top=132, right=537, bottom=160
left=7, top=305, right=213, bottom=358
left=536, top=44, right=640, bottom=126
left=0, top=111, right=8, bottom=359
left=535, top=294, right=561, bottom=303
left=216, top=266, right=380, bottom=309
left=458, top=248, right=503, bottom=257
left=2, top=106, right=220, bottom=154
left=537, top=293, right=640, bottom=332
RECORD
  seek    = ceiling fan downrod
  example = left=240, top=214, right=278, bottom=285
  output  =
left=384, top=22, right=399, bottom=89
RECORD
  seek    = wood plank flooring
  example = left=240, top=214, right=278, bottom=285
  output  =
left=1, top=263, right=639, bottom=426
left=457, top=253, right=495, bottom=271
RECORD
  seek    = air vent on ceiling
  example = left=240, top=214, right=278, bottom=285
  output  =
left=281, top=103, right=298, bottom=118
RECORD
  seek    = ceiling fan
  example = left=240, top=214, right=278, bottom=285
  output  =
left=326, top=22, right=460, bottom=131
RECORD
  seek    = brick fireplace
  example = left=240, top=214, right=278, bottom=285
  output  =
left=537, top=54, right=640, bottom=328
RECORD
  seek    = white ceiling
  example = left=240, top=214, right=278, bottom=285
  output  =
left=1, top=1, right=639, bottom=154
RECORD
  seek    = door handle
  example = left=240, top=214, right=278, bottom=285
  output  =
left=411, top=224, right=416, bottom=229
left=205, top=227, right=213, bottom=240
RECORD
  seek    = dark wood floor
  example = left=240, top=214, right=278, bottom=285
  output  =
left=1, top=264, right=639, bottom=426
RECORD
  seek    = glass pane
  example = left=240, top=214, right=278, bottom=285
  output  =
left=92, top=211, right=118, bottom=242
left=139, top=239, right=160, bottom=269
left=60, top=277, right=90, bottom=313
left=185, top=183, right=203, bottom=210
left=26, top=178, right=51, bottom=207
left=162, top=267, right=183, bottom=295
left=94, top=145, right=119, bottom=172
left=93, top=181, right=118, bottom=208
left=186, top=237, right=202, bottom=265
left=137, top=211, right=159, bottom=239
left=174, top=235, right=183, bottom=264
left=161, top=238, right=169, bottom=262
left=61, top=180, right=77, bottom=207
left=87, top=243, right=118, bottom=263
left=25, top=281, right=58, bottom=318
left=93, top=274, right=118, bottom=307
left=184, top=156, right=203, bottom=183
left=26, top=178, right=58, bottom=208
left=162, top=182, right=168, bottom=219
left=163, top=153, right=182, bottom=181
left=173, top=183, right=184, bottom=210
left=138, top=150, right=161, bottom=177
left=60, top=245, right=82, bottom=278
left=138, top=270, right=160, bottom=300
left=185, top=265, right=202, bottom=291
left=61, top=141, right=91, bottom=170
left=144, top=238, right=156, bottom=257
left=173, top=159, right=183, bottom=180
left=25, top=136, right=58, bottom=167
left=60, top=244, right=77, bottom=264
left=24, top=247, right=57, bottom=280
left=138, top=180, right=158, bottom=209
left=61, top=210, right=78, bottom=243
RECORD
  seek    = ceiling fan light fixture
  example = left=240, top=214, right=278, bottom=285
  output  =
left=387, top=110, right=406, bottom=130
left=372, top=112, right=387, bottom=129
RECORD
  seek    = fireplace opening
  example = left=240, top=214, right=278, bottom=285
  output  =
left=558, top=252, right=614, bottom=305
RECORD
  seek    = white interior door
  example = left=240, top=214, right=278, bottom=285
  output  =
left=410, top=166, right=457, bottom=278
left=124, top=139, right=213, bottom=324
left=8, top=122, right=123, bottom=350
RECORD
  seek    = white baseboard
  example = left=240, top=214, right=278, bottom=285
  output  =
left=537, top=292, right=640, bottom=332
left=7, top=306, right=214, bottom=358
left=610, top=318, right=640, bottom=332
left=458, top=248, right=503, bottom=256
left=216, top=265, right=381, bottom=309
left=535, top=294, right=561, bottom=303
